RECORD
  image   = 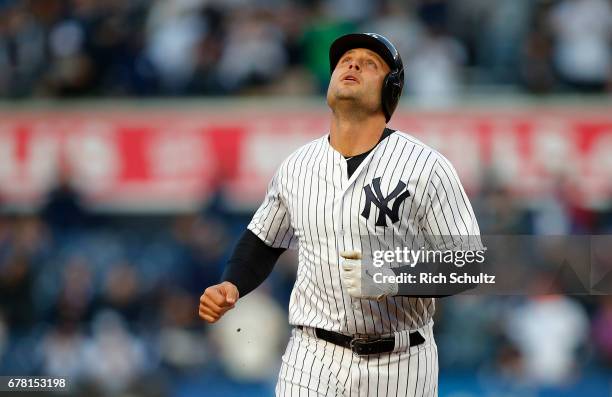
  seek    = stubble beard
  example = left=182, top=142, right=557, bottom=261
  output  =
left=328, top=86, right=378, bottom=118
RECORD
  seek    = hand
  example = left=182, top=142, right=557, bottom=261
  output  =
left=340, top=250, right=398, bottom=300
left=199, top=281, right=240, bottom=323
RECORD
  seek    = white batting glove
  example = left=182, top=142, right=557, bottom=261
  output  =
left=340, top=250, right=398, bottom=300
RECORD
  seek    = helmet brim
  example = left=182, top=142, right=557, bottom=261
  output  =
left=329, top=33, right=398, bottom=74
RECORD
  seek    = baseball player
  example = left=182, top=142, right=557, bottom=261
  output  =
left=199, top=33, right=481, bottom=396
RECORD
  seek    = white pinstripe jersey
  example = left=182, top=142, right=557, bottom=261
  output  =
left=248, top=130, right=480, bottom=336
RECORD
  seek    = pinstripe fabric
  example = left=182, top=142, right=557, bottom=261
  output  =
left=276, top=323, right=438, bottom=396
left=248, top=130, right=479, bottom=396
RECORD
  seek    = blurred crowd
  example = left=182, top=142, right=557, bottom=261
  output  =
left=1, top=0, right=612, bottom=103
left=0, top=178, right=611, bottom=396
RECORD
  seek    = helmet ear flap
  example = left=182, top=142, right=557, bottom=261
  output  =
left=381, top=70, right=402, bottom=122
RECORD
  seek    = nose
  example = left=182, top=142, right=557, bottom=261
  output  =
left=348, top=62, right=360, bottom=71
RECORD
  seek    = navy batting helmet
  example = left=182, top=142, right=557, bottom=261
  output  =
left=329, top=33, right=404, bottom=122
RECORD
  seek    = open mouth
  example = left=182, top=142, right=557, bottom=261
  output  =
left=342, top=75, right=359, bottom=83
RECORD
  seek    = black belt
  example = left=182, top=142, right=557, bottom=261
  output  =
left=297, top=326, right=425, bottom=356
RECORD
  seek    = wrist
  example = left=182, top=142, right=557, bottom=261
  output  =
left=221, top=281, right=240, bottom=300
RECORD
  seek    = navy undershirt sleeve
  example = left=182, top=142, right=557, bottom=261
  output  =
left=222, top=229, right=286, bottom=297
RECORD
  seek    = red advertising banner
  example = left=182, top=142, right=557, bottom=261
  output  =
left=0, top=107, right=610, bottom=211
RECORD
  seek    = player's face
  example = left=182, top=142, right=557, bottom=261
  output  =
left=327, top=48, right=390, bottom=115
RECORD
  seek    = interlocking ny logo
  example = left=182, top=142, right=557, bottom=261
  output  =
left=361, top=177, right=411, bottom=227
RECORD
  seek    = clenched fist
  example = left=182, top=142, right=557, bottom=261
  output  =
left=199, top=281, right=240, bottom=323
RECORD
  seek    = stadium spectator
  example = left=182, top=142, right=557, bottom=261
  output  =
left=404, top=0, right=467, bottom=106
left=505, top=278, right=589, bottom=385
left=548, top=0, right=612, bottom=92
left=82, top=310, right=147, bottom=393
left=145, top=0, right=207, bottom=93
left=40, top=171, right=88, bottom=232
left=216, top=9, right=288, bottom=93
left=519, top=2, right=556, bottom=93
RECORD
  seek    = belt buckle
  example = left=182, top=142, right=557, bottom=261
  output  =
left=350, top=337, right=373, bottom=356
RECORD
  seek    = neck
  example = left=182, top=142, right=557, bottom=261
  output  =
left=329, top=111, right=387, bottom=157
